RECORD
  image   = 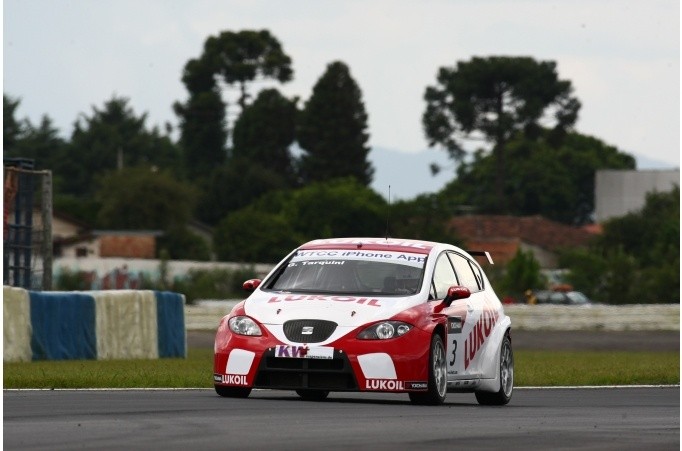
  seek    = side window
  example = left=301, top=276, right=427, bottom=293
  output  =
left=448, top=253, right=482, bottom=292
left=432, top=253, right=458, bottom=299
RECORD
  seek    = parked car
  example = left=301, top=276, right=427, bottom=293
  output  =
left=535, top=290, right=591, bottom=305
left=213, top=237, right=513, bottom=405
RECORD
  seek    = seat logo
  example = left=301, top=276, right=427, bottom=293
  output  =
left=302, top=326, right=314, bottom=335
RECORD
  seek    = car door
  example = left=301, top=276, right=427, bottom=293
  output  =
left=446, top=252, right=489, bottom=378
left=430, top=252, right=482, bottom=381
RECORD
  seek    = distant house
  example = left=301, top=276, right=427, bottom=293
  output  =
left=95, top=230, right=163, bottom=259
left=448, top=215, right=594, bottom=269
left=27, top=210, right=93, bottom=257
left=55, top=230, right=163, bottom=259
left=51, top=211, right=91, bottom=241
left=53, top=232, right=97, bottom=258
left=44, top=211, right=215, bottom=260
left=33, top=210, right=160, bottom=259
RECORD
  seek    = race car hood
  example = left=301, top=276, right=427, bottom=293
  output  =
left=244, top=291, right=422, bottom=327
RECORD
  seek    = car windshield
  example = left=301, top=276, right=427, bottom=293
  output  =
left=268, top=249, right=427, bottom=295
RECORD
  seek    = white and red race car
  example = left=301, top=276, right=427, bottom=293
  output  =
left=213, top=238, right=513, bottom=405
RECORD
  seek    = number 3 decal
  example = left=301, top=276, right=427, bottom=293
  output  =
left=449, top=339, right=457, bottom=366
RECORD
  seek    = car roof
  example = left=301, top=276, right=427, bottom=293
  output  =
left=299, top=237, right=448, bottom=255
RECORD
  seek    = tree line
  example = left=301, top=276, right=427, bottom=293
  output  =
left=4, top=29, right=677, bottom=302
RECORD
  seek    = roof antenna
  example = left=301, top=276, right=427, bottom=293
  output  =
left=385, top=185, right=391, bottom=240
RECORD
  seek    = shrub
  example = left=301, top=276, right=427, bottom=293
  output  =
left=171, top=266, right=259, bottom=304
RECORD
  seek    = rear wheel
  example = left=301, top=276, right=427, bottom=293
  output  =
left=409, top=334, right=447, bottom=405
left=296, top=389, right=330, bottom=401
left=214, top=385, right=252, bottom=398
left=475, top=334, right=513, bottom=405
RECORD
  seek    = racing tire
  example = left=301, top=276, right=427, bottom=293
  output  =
left=408, top=334, right=447, bottom=406
left=214, top=384, right=252, bottom=398
left=475, top=334, right=513, bottom=406
left=295, top=389, right=330, bottom=401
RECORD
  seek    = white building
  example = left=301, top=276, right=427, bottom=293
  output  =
left=595, top=169, right=679, bottom=222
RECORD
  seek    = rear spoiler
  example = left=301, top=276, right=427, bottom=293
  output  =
left=466, top=250, right=494, bottom=265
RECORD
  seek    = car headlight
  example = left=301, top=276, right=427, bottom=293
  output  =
left=228, top=316, right=262, bottom=336
left=357, top=321, right=412, bottom=340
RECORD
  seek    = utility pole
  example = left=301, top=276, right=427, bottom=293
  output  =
left=41, top=170, right=53, bottom=290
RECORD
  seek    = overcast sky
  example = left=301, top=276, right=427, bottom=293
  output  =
left=4, top=0, right=680, bottom=169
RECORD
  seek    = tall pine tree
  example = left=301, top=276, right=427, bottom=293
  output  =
left=232, top=88, right=298, bottom=183
left=297, top=61, right=374, bottom=186
left=423, top=56, right=580, bottom=212
left=174, top=30, right=293, bottom=180
left=174, top=57, right=228, bottom=180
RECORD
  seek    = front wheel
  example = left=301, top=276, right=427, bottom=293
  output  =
left=475, top=334, right=513, bottom=405
left=215, top=385, right=252, bottom=398
left=409, top=334, right=447, bottom=405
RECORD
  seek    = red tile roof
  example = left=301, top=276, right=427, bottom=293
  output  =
left=582, top=223, right=603, bottom=235
left=465, top=239, right=521, bottom=266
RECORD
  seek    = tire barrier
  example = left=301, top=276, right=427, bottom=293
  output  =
left=3, top=287, right=186, bottom=362
left=3, top=286, right=32, bottom=362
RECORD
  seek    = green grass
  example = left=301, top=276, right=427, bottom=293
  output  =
left=3, top=349, right=215, bottom=389
left=3, top=349, right=679, bottom=389
left=515, top=350, right=680, bottom=386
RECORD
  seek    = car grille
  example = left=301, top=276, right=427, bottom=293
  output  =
left=254, top=348, right=358, bottom=391
left=283, top=319, right=337, bottom=343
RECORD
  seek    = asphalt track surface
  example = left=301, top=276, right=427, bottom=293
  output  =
left=4, top=387, right=679, bottom=450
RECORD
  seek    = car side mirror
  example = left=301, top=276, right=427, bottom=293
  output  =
left=242, top=279, right=262, bottom=292
left=442, top=286, right=470, bottom=307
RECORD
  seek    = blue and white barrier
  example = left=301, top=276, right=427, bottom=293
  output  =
left=3, top=287, right=186, bottom=362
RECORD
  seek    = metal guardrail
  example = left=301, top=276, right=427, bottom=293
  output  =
left=505, top=304, right=679, bottom=331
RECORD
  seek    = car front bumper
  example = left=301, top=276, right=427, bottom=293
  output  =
left=214, top=327, right=433, bottom=393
